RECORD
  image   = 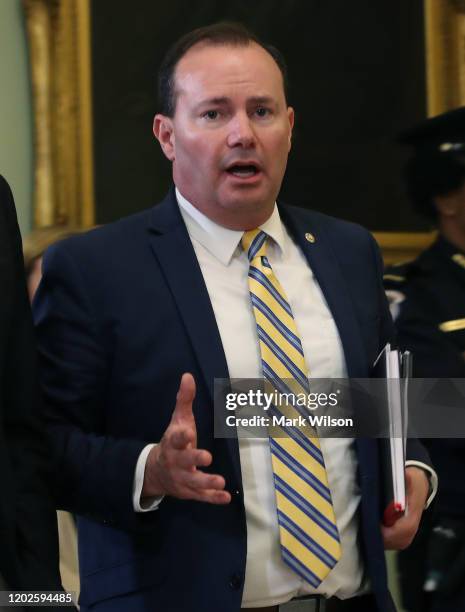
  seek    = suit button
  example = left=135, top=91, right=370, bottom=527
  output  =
left=229, top=573, right=242, bottom=590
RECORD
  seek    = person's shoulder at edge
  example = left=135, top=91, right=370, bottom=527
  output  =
left=0, top=174, right=16, bottom=218
left=0, top=173, right=10, bottom=194
left=0, top=175, right=26, bottom=264
left=43, top=203, right=158, bottom=264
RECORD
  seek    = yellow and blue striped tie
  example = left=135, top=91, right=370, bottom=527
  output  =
left=242, top=228, right=341, bottom=587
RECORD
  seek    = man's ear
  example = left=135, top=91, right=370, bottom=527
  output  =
left=287, top=107, right=295, bottom=152
left=153, top=114, right=175, bottom=161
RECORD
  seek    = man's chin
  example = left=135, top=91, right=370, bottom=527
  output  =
left=219, top=188, right=275, bottom=212
left=213, top=197, right=275, bottom=229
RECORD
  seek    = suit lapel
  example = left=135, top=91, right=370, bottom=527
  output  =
left=146, top=191, right=242, bottom=483
left=281, top=206, right=379, bottom=508
left=147, top=191, right=230, bottom=399
left=277, top=208, right=380, bottom=502
left=280, top=205, right=368, bottom=378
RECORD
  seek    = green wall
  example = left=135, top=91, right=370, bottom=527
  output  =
left=0, top=0, right=33, bottom=236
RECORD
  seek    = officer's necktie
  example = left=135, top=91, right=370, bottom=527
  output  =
left=241, top=229, right=341, bottom=587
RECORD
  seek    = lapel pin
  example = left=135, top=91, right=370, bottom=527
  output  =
left=305, top=232, right=316, bottom=243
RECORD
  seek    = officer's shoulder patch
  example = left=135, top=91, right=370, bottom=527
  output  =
left=384, top=259, right=417, bottom=284
left=452, top=253, right=465, bottom=269
left=383, top=273, right=406, bottom=283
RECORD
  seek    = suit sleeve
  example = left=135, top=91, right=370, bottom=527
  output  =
left=33, top=242, right=155, bottom=531
left=1, top=176, right=62, bottom=590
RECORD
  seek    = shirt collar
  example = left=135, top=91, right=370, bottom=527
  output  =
left=176, top=187, right=286, bottom=265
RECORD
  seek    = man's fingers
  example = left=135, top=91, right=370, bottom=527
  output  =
left=186, top=487, right=232, bottom=505
left=176, top=448, right=212, bottom=469
left=381, top=470, right=427, bottom=549
left=180, top=470, right=226, bottom=492
left=170, top=428, right=196, bottom=450
left=382, top=515, right=417, bottom=550
left=172, top=373, right=196, bottom=423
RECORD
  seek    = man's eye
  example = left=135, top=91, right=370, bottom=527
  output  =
left=255, top=107, right=270, bottom=117
left=203, top=110, right=219, bottom=120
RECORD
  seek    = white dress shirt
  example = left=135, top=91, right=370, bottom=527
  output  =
left=133, top=189, right=437, bottom=607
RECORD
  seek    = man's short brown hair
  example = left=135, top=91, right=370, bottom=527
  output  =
left=158, top=21, right=289, bottom=117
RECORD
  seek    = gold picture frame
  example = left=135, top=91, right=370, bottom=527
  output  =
left=23, top=0, right=94, bottom=228
left=376, top=0, right=465, bottom=263
left=22, top=0, right=465, bottom=260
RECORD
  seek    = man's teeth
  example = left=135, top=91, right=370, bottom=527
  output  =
left=229, top=165, right=257, bottom=177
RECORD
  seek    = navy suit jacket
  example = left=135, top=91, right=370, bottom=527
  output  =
left=34, top=190, right=429, bottom=612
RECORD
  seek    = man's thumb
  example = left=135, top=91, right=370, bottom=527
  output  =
left=173, top=373, right=196, bottom=421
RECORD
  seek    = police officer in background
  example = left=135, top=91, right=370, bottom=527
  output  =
left=384, top=107, right=465, bottom=612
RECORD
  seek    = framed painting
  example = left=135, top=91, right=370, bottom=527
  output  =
left=22, top=0, right=465, bottom=262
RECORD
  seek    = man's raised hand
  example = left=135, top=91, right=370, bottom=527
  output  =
left=141, top=373, right=231, bottom=504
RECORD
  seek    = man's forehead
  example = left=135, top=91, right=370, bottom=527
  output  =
left=178, top=39, right=263, bottom=62
left=175, top=41, right=280, bottom=81
left=173, top=41, right=285, bottom=100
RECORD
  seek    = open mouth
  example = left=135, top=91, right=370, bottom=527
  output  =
left=226, top=163, right=260, bottom=178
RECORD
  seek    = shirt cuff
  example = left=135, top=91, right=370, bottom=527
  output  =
left=132, top=443, right=165, bottom=512
left=405, top=460, right=438, bottom=509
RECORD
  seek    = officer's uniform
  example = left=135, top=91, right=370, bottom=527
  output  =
left=385, top=239, right=465, bottom=612
left=385, top=236, right=465, bottom=379
left=384, top=106, right=465, bottom=612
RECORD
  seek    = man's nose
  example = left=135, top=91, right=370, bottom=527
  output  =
left=227, top=113, right=256, bottom=148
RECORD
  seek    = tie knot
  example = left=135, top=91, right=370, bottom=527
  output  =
left=241, top=229, right=268, bottom=261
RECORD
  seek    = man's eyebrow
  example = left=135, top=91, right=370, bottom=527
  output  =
left=247, top=96, right=276, bottom=105
left=194, top=97, right=230, bottom=109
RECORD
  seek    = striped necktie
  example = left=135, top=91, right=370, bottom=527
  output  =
left=241, top=228, right=341, bottom=587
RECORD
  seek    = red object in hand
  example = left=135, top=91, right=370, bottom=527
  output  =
left=383, top=501, right=405, bottom=527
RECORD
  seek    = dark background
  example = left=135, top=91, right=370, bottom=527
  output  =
left=91, top=0, right=429, bottom=231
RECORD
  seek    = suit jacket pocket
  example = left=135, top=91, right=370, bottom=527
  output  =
left=79, top=554, right=167, bottom=607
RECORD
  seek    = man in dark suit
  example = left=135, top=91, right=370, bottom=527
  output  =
left=0, top=175, right=63, bottom=596
left=34, top=23, right=434, bottom=612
